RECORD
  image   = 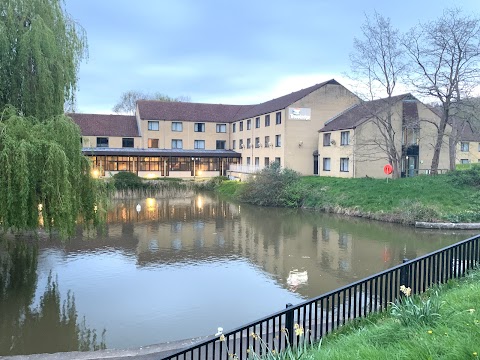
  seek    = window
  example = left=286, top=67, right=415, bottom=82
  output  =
left=97, top=137, right=108, bottom=147
left=247, top=138, right=251, bottom=149
left=255, top=137, right=260, bottom=148
left=255, top=117, right=260, bottom=128
left=265, top=136, right=270, bottom=147
left=148, top=138, right=159, bottom=148
left=276, top=112, right=281, bottom=125
left=265, top=115, right=270, bottom=127
left=275, top=135, right=281, bottom=147
left=323, top=158, right=331, bottom=171
left=323, top=133, right=331, bottom=146
left=247, top=119, right=251, bottom=130
left=232, top=123, right=236, bottom=133
left=194, top=140, right=205, bottom=149
left=340, top=158, right=349, bottom=172
left=122, top=138, right=133, bottom=148
left=265, top=157, right=270, bottom=166
left=240, top=121, right=244, bottom=131
left=239, top=139, right=244, bottom=149
left=461, top=142, right=469, bottom=152
left=255, top=157, right=259, bottom=166
left=461, top=159, right=470, bottom=164
left=340, top=131, right=350, bottom=145
left=216, top=140, right=226, bottom=149
left=216, top=124, right=227, bottom=133
left=246, top=157, right=251, bottom=165
left=171, top=139, right=183, bottom=149
left=172, top=122, right=183, bottom=132
left=275, top=157, right=281, bottom=166
left=194, top=123, right=205, bottom=132
left=148, top=121, right=159, bottom=131
left=232, top=140, right=236, bottom=149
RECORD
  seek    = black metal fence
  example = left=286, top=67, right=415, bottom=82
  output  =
left=162, top=234, right=480, bottom=360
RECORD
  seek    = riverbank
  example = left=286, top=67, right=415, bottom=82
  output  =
left=212, top=171, right=480, bottom=225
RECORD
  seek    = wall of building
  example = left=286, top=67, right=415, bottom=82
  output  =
left=317, top=128, right=356, bottom=178
left=82, top=135, right=141, bottom=148
left=457, top=141, right=480, bottom=164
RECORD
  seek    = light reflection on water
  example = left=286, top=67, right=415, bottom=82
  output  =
left=28, top=193, right=478, bottom=350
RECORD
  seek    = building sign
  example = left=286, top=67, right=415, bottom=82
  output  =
left=288, top=107, right=311, bottom=120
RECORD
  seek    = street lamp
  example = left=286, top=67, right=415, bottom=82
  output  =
left=191, top=157, right=196, bottom=180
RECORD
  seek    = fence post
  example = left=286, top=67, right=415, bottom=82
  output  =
left=400, top=258, right=410, bottom=290
left=285, top=303, right=294, bottom=346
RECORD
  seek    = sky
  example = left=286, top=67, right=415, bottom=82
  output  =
left=64, top=0, right=480, bottom=114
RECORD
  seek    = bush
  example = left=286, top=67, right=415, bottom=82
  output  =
left=448, top=165, right=480, bottom=187
left=112, top=172, right=145, bottom=190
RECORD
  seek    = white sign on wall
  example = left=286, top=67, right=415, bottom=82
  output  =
left=288, top=107, right=311, bottom=120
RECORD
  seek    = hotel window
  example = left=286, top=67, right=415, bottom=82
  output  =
left=216, top=140, right=226, bottom=149
left=275, top=135, right=281, bottom=147
left=276, top=112, right=281, bottom=125
left=275, top=157, right=281, bottom=166
left=122, top=138, right=134, bottom=148
left=255, top=157, right=259, bottom=166
left=240, top=139, right=244, bottom=149
left=171, top=139, right=183, bottom=149
left=148, top=121, right=159, bottom=131
left=232, top=123, right=236, bottom=133
left=323, top=158, right=331, bottom=171
left=172, top=122, right=183, bottom=132
left=265, top=136, right=270, bottom=147
left=265, top=114, right=270, bottom=127
left=340, top=158, right=349, bottom=172
left=194, top=140, right=205, bottom=149
left=216, top=124, right=227, bottom=133
left=340, top=131, right=350, bottom=145
left=247, top=138, right=251, bottom=149
left=240, top=121, right=244, bottom=131
left=461, top=159, right=470, bottom=164
left=194, top=123, right=205, bottom=132
left=255, top=137, right=260, bottom=148
left=246, top=157, right=251, bottom=165
left=323, top=133, right=331, bottom=146
left=97, top=137, right=109, bottom=147
left=148, top=138, right=159, bottom=148
left=265, top=157, right=270, bottom=166
left=461, top=142, right=469, bottom=152
left=255, top=117, right=260, bottom=128
left=247, top=119, right=251, bottom=130
left=232, top=140, right=236, bottom=149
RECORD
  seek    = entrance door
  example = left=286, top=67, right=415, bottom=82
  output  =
left=313, top=155, right=319, bottom=175
left=407, top=156, right=417, bottom=177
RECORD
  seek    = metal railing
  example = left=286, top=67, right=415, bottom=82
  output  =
left=162, top=234, right=480, bottom=360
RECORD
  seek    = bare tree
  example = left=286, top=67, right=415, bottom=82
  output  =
left=349, top=12, right=407, bottom=178
left=403, top=8, right=480, bottom=172
left=112, top=91, right=191, bottom=114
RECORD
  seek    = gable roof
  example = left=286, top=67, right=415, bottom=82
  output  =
left=457, top=121, right=480, bottom=142
left=69, top=113, right=139, bottom=137
left=319, top=93, right=414, bottom=132
left=137, top=79, right=343, bottom=123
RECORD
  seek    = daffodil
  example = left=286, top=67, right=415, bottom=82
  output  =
left=427, top=330, right=433, bottom=334
left=295, top=326, right=304, bottom=336
left=219, top=334, right=226, bottom=342
left=468, top=309, right=476, bottom=314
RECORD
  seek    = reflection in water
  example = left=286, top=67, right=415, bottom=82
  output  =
left=0, top=240, right=106, bottom=356
left=3, top=193, right=476, bottom=352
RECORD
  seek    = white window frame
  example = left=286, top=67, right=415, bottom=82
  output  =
left=194, top=123, right=205, bottom=132
left=172, top=122, right=183, bottom=132
left=194, top=140, right=205, bottom=149
left=340, top=158, right=349, bottom=172
left=323, top=158, right=331, bottom=171
left=216, top=124, right=227, bottom=133
left=171, top=139, right=183, bottom=149
left=148, top=121, right=159, bottom=131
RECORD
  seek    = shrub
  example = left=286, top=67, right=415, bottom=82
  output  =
left=448, top=165, right=480, bottom=187
left=112, top=172, right=145, bottom=190
left=393, top=199, right=440, bottom=224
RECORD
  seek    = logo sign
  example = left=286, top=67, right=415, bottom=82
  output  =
left=288, top=107, right=311, bottom=120
left=383, top=164, right=393, bottom=175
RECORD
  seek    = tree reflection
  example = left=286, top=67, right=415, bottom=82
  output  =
left=0, top=239, right=106, bottom=355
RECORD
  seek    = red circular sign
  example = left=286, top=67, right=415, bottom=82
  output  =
left=384, top=164, right=393, bottom=175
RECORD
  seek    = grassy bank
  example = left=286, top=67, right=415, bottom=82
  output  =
left=213, top=166, right=480, bottom=224
left=302, top=268, right=480, bottom=360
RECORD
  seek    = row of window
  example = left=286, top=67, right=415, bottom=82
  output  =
left=323, top=131, right=350, bottom=146
left=233, top=135, right=281, bottom=149
left=147, top=121, right=227, bottom=133
left=460, top=142, right=480, bottom=152
left=232, top=112, right=282, bottom=133
left=94, top=137, right=227, bottom=150
left=244, top=157, right=281, bottom=167
left=322, top=157, right=350, bottom=172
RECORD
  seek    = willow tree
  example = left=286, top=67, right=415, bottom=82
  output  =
left=0, top=0, right=87, bottom=119
left=0, top=108, right=106, bottom=237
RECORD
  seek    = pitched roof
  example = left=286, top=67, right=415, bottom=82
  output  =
left=137, top=101, right=252, bottom=123
left=69, top=113, right=140, bottom=137
left=319, top=93, right=413, bottom=132
left=458, top=121, right=480, bottom=142
left=137, top=79, right=342, bottom=123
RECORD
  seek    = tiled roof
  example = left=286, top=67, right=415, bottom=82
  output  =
left=137, top=79, right=342, bottom=123
left=319, top=94, right=413, bottom=132
left=458, top=121, right=480, bottom=142
left=137, top=101, right=252, bottom=123
left=69, top=113, right=139, bottom=137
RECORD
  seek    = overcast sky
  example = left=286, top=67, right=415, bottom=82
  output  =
left=64, top=0, right=479, bottom=114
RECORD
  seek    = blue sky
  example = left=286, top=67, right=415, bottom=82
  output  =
left=64, top=0, right=479, bottom=114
